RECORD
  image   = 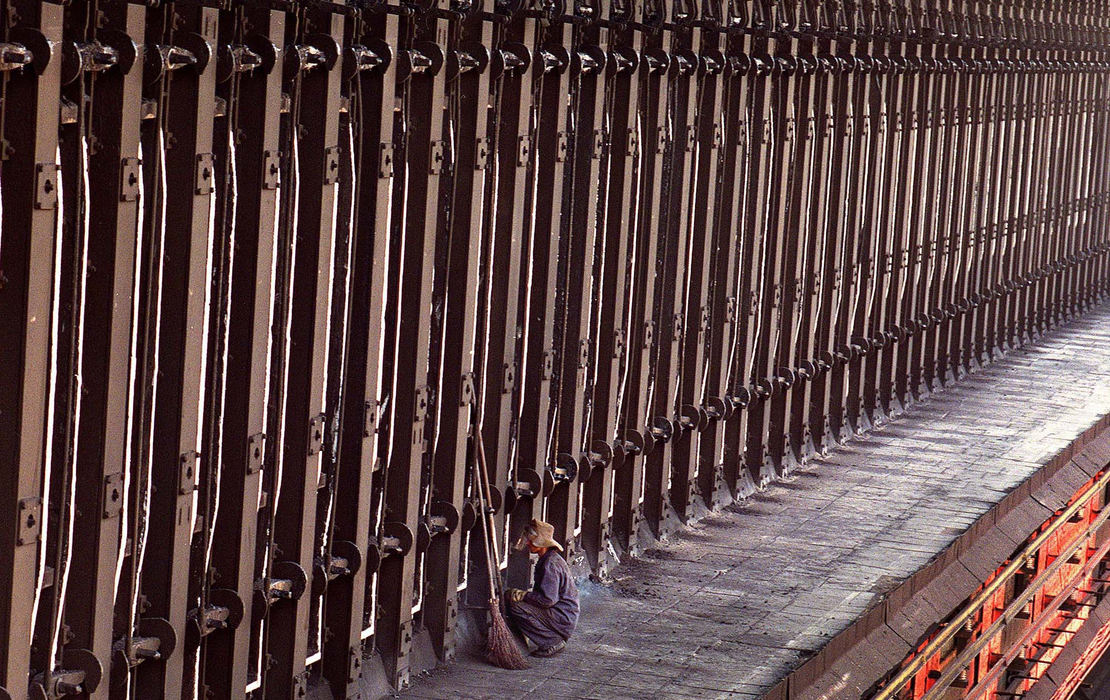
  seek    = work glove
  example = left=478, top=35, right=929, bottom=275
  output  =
left=506, top=588, right=527, bottom=603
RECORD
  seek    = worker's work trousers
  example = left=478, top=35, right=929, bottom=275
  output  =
left=506, top=599, right=567, bottom=649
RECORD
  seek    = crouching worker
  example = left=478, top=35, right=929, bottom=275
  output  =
left=505, top=519, right=579, bottom=657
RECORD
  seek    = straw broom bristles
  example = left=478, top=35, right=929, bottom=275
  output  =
left=474, top=426, right=529, bottom=670
left=485, top=601, right=530, bottom=669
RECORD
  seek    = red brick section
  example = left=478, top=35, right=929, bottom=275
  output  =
left=1020, top=594, right=1110, bottom=700
left=774, top=417, right=1110, bottom=700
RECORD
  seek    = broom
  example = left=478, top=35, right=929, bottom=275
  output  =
left=473, top=425, right=529, bottom=669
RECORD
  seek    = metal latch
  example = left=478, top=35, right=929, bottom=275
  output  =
left=179, top=451, right=199, bottom=494
left=247, top=433, right=265, bottom=475
left=103, top=473, right=124, bottom=519
left=35, top=163, right=58, bottom=209
left=120, top=158, right=141, bottom=201
left=324, top=146, right=340, bottom=185
left=556, top=132, right=570, bottom=162
left=430, top=140, right=447, bottom=175
left=263, top=150, right=281, bottom=189
left=363, top=401, right=378, bottom=437
left=195, top=153, right=215, bottom=195
left=307, top=414, right=326, bottom=456
left=475, top=137, right=489, bottom=170
left=17, top=497, right=42, bottom=546
left=461, top=373, right=476, bottom=406
left=518, top=135, right=531, bottom=167
left=379, top=142, right=394, bottom=179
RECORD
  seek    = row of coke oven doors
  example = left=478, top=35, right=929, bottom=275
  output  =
left=1, top=0, right=1109, bottom=697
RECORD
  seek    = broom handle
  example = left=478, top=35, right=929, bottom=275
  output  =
left=470, top=423, right=501, bottom=603
left=474, top=444, right=500, bottom=606
left=474, top=426, right=506, bottom=598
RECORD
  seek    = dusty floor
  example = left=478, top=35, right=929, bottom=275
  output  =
left=398, top=302, right=1110, bottom=699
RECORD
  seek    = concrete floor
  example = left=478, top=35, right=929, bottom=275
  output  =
left=398, top=301, right=1110, bottom=700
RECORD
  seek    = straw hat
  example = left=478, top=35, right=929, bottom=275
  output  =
left=524, top=518, right=563, bottom=552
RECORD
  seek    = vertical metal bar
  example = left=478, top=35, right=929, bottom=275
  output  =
left=792, top=0, right=841, bottom=462
left=583, top=0, right=641, bottom=572
left=736, top=8, right=775, bottom=483
left=133, top=6, right=219, bottom=696
left=319, top=6, right=399, bottom=695
left=552, top=0, right=609, bottom=555
left=767, top=2, right=819, bottom=475
left=808, top=5, right=855, bottom=452
left=643, top=3, right=697, bottom=536
left=515, top=7, right=573, bottom=552
left=60, top=3, right=146, bottom=698
left=0, top=0, right=63, bottom=692
left=478, top=0, right=539, bottom=591
left=784, top=4, right=830, bottom=469
left=746, top=2, right=798, bottom=477
left=612, top=0, right=669, bottom=554
left=422, top=0, right=494, bottom=662
left=375, top=0, right=449, bottom=684
left=261, top=6, right=344, bottom=696
left=672, top=0, right=726, bottom=518
left=199, top=5, right=285, bottom=698
left=864, top=14, right=908, bottom=425
left=895, top=2, right=935, bottom=408
left=703, top=16, right=754, bottom=502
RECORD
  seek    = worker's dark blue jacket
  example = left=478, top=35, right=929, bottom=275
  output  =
left=523, top=549, right=579, bottom=639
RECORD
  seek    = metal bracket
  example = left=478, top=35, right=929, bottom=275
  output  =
left=429, top=140, right=446, bottom=175
left=179, top=451, right=199, bottom=495
left=247, top=433, right=265, bottom=475
left=307, top=414, right=326, bottom=456
left=460, top=373, right=476, bottom=406
left=475, top=137, right=489, bottom=170
left=378, top=142, right=394, bottom=179
left=556, top=131, right=570, bottom=162
left=103, top=473, right=124, bottom=519
left=415, top=386, right=431, bottom=422
left=347, top=647, right=363, bottom=685
left=292, top=673, right=308, bottom=699
left=263, top=150, right=280, bottom=190
left=35, top=163, right=58, bottom=209
left=324, top=146, right=340, bottom=184
left=195, top=153, right=215, bottom=195
left=578, top=339, right=590, bottom=368
left=502, top=361, right=516, bottom=393
left=363, top=401, right=378, bottom=437
left=592, top=130, right=605, bottom=159
left=518, top=135, right=531, bottom=166
left=120, top=158, right=140, bottom=202
left=543, top=350, right=555, bottom=380
left=16, top=497, right=42, bottom=546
